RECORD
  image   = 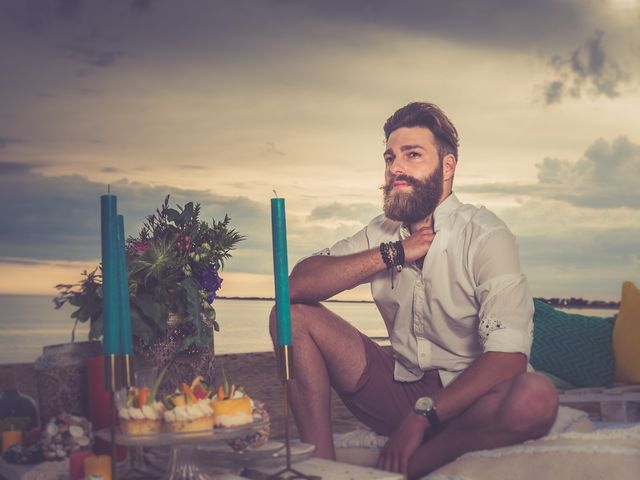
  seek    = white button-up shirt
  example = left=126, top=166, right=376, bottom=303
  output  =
left=314, top=193, right=534, bottom=386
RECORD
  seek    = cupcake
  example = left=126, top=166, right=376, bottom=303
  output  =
left=162, top=377, right=214, bottom=433
left=118, top=387, right=164, bottom=435
left=118, top=365, right=169, bottom=436
left=212, top=384, right=253, bottom=428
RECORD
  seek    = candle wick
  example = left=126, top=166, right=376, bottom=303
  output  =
left=272, top=189, right=278, bottom=198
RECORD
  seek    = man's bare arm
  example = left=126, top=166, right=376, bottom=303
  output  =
left=433, top=351, right=527, bottom=420
left=378, top=351, right=527, bottom=474
left=289, top=221, right=437, bottom=304
left=290, top=224, right=436, bottom=304
left=289, top=249, right=386, bottom=304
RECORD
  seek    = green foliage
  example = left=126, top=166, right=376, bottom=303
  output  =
left=53, top=195, right=245, bottom=352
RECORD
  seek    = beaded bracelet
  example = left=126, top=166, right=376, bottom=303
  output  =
left=379, top=241, right=405, bottom=272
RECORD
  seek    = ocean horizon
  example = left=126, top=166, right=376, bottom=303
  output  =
left=0, top=294, right=617, bottom=365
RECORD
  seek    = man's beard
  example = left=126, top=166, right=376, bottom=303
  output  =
left=382, top=163, right=443, bottom=224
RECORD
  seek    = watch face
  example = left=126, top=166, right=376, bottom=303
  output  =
left=415, top=396, right=434, bottom=413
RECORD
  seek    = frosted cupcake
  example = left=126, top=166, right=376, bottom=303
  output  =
left=212, top=385, right=253, bottom=428
left=118, top=387, right=165, bottom=435
left=162, top=378, right=214, bottom=433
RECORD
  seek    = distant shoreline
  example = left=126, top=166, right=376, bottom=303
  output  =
left=0, top=293, right=620, bottom=309
left=218, top=295, right=375, bottom=304
left=217, top=296, right=620, bottom=309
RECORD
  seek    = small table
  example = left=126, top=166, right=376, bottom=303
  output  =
left=245, top=457, right=403, bottom=480
left=0, top=456, right=403, bottom=480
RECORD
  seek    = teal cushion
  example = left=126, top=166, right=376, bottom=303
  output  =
left=530, top=299, right=616, bottom=388
left=539, top=371, right=578, bottom=390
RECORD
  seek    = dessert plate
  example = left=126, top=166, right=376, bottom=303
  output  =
left=96, top=417, right=269, bottom=447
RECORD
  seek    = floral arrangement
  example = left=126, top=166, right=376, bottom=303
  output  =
left=54, top=196, right=244, bottom=355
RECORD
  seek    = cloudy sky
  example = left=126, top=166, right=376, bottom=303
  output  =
left=0, top=0, right=639, bottom=302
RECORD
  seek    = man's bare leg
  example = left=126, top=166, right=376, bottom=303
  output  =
left=407, top=372, right=558, bottom=478
left=269, top=303, right=367, bottom=459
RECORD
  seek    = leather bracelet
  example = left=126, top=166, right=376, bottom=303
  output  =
left=394, top=240, right=405, bottom=267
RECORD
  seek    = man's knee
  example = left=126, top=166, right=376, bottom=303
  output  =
left=269, top=303, right=316, bottom=343
left=500, top=373, right=559, bottom=438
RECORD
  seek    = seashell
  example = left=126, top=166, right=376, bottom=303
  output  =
left=46, top=423, right=59, bottom=436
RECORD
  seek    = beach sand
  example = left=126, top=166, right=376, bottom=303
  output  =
left=0, top=352, right=365, bottom=440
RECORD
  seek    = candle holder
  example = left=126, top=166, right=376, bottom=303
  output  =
left=104, top=354, right=132, bottom=480
left=269, top=345, right=320, bottom=480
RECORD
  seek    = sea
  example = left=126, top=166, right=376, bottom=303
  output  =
left=0, top=295, right=617, bottom=365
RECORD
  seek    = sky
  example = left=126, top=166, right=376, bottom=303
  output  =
left=0, top=0, right=639, bottom=302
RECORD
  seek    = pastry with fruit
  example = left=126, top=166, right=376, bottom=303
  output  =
left=212, top=383, right=254, bottom=428
left=118, top=367, right=167, bottom=436
left=162, top=376, right=215, bottom=433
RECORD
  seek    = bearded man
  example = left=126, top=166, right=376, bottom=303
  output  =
left=269, top=102, right=559, bottom=478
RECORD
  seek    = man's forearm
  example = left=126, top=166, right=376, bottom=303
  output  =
left=433, top=351, right=528, bottom=422
left=289, top=248, right=387, bottom=303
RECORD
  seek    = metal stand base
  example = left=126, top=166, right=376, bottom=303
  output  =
left=269, top=346, right=320, bottom=480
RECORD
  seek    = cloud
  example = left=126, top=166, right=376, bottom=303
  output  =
left=180, top=164, right=208, bottom=170
left=267, top=0, right=604, bottom=50
left=64, top=44, right=126, bottom=68
left=0, top=167, right=277, bottom=275
left=460, top=136, right=640, bottom=209
left=129, top=0, right=158, bottom=13
left=543, top=31, right=630, bottom=104
left=0, top=137, right=24, bottom=149
left=260, top=142, right=286, bottom=157
left=0, top=161, right=43, bottom=174
left=309, top=202, right=381, bottom=225
left=56, top=0, right=83, bottom=16
left=496, top=199, right=640, bottom=300
left=1, top=0, right=609, bottom=62
left=536, top=136, right=640, bottom=207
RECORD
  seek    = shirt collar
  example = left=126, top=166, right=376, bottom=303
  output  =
left=399, top=192, right=461, bottom=238
left=433, top=192, right=462, bottom=232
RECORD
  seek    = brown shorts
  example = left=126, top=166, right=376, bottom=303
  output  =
left=335, top=333, right=443, bottom=436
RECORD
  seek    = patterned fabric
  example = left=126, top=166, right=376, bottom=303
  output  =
left=478, top=317, right=505, bottom=345
left=530, top=299, right=616, bottom=388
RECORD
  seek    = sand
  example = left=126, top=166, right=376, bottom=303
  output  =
left=0, top=352, right=365, bottom=440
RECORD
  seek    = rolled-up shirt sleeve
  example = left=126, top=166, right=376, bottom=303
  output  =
left=311, top=225, right=372, bottom=257
left=472, top=228, right=534, bottom=357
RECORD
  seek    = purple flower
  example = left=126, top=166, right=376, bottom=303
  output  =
left=201, top=265, right=223, bottom=304
left=130, top=240, right=149, bottom=254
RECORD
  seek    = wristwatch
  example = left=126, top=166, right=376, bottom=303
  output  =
left=414, top=396, right=441, bottom=428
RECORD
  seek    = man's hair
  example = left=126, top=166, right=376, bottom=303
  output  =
left=383, top=102, right=459, bottom=162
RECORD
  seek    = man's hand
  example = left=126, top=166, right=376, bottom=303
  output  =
left=377, top=411, right=429, bottom=475
left=402, top=225, right=436, bottom=264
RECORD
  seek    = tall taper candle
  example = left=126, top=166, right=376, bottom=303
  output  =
left=117, top=215, right=133, bottom=355
left=271, top=197, right=292, bottom=346
left=100, top=194, right=120, bottom=355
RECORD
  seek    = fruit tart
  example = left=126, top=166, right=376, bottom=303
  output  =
left=212, top=380, right=254, bottom=428
left=118, top=368, right=167, bottom=436
left=162, top=376, right=214, bottom=433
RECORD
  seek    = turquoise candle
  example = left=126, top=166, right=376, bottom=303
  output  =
left=117, top=215, right=133, bottom=355
left=100, top=194, right=120, bottom=355
left=270, top=197, right=292, bottom=346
